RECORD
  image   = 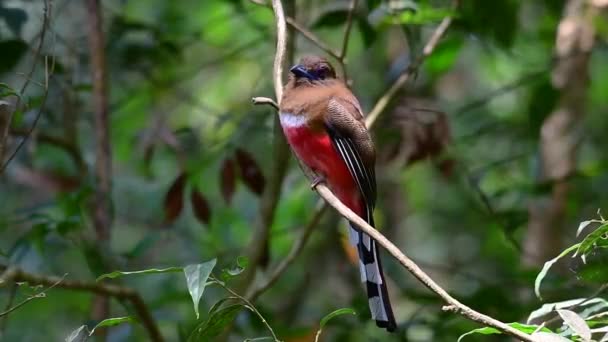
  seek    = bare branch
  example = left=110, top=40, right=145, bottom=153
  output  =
left=340, top=0, right=358, bottom=59
left=253, top=0, right=537, bottom=339
left=252, top=96, right=279, bottom=110
left=366, top=2, right=455, bottom=128
left=211, top=276, right=279, bottom=341
left=246, top=203, right=329, bottom=301
left=0, top=267, right=164, bottom=342
left=0, top=0, right=52, bottom=173
left=285, top=17, right=340, bottom=59
left=313, top=184, right=535, bottom=341
left=238, top=0, right=293, bottom=297
left=87, top=0, right=113, bottom=332
left=271, top=0, right=287, bottom=102
left=339, top=0, right=358, bottom=80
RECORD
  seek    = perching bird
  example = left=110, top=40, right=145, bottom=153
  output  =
left=279, top=55, right=397, bottom=332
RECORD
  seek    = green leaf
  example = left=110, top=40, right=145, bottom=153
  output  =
left=528, top=298, right=608, bottom=324
left=424, top=36, right=463, bottom=76
left=0, top=6, right=28, bottom=36
left=0, top=83, right=18, bottom=98
left=459, top=0, right=519, bottom=48
left=0, top=40, right=28, bottom=74
left=319, top=308, right=356, bottom=329
left=96, top=267, right=183, bottom=281
left=557, top=310, right=591, bottom=342
left=65, top=325, right=88, bottom=342
left=188, top=304, right=245, bottom=341
left=535, top=243, right=581, bottom=300
left=315, top=308, right=356, bottom=341
left=531, top=332, right=572, bottom=341
left=577, top=220, right=596, bottom=237
left=221, top=256, right=248, bottom=281
left=208, top=296, right=239, bottom=317
left=357, top=18, right=377, bottom=48
left=90, top=317, right=135, bottom=336
left=575, top=223, right=608, bottom=261
left=458, top=323, right=548, bottom=341
left=184, top=259, right=217, bottom=319
left=392, top=6, right=454, bottom=25
left=312, top=8, right=348, bottom=28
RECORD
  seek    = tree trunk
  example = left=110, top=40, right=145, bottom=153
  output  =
left=86, top=0, right=113, bottom=338
left=522, top=0, right=601, bottom=266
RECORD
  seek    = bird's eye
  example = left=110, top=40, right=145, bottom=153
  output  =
left=317, top=65, right=329, bottom=79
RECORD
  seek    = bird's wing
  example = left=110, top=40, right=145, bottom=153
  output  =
left=324, top=96, right=396, bottom=331
left=324, top=96, right=376, bottom=210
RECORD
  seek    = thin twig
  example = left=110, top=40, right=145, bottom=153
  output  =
left=248, top=0, right=458, bottom=304
left=0, top=267, right=164, bottom=342
left=211, top=276, right=280, bottom=341
left=9, top=128, right=85, bottom=170
left=339, top=0, right=358, bottom=80
left=366, top=1, right=456, bottom=128
left=285, top=17, right=340, bottom=59
left=238, top=0, right=292, bottom=298
left=0, top=0, right=52, bottom=173
left=252, top=97, right=279, bottom=110
left=256, top=0, right=536, bottom=339
left=246, top=203, right=328, bottom=301
left=248, top=0, right=342, bottom=64
left=314, top=185, right=535, bottom=341
left=0, top=272, right=66, bottom=318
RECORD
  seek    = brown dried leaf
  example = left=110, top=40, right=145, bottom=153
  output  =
left=190, top=188, right=211, bottom=225
left=381, top=97, right=455, bottom=176
left=220, top=158, right=236, bottom=204
left=235, top=148, right=265, bottom=195
left=164, top=173, right=187, bottom=223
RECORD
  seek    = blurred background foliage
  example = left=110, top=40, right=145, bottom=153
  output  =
left=1, top=0, right=608, bottom=341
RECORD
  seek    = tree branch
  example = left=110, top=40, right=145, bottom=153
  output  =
left=246, top=203, right=328, bottom=301
left=365, top=6, right=454, bottom=128
left=0, top=0, right=51, bottom=174
left=253, top=0, right=536, bottom=339
left=9, top=128, right=85, bottom=171
left=339, top=0, right=358, bottom=81
left=313, top=185, right=534, bottom=341
left=87, top=0, right=113, bottom=333
left=239, top=0, right=293, bottom=295
left=0, top=267, right=163, bottom=342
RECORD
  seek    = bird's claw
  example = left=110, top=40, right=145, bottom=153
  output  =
left=310, top=175, right=325, bottom=190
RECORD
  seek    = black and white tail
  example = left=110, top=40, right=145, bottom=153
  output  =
left=348, top=220, right=397, bottom=332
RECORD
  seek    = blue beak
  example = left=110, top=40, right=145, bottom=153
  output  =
left=290, top=64, right=318, bottom=80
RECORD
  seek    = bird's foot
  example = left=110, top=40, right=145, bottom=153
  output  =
left=310, top=175, right=325, bottom=190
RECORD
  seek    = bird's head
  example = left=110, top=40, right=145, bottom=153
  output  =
left=289, top=55, right=336, bottom=86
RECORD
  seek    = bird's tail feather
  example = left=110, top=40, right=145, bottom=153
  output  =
left=348, top=224, right=397, bottom=332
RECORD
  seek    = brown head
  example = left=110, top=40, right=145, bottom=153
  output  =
left=288, top=55, right=337, bottom=86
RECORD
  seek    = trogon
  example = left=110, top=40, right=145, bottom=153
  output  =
left=279, top=55, right=397, bottom=332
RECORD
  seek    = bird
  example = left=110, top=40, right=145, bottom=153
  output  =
left=279, top=55, right=397, bottom=332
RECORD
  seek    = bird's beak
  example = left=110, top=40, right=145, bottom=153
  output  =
left=290, top=64, right=317, bottom=80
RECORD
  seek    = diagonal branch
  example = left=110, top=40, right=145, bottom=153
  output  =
left=0, top=0, right=52, bottom=173
left=246, top=203, right=328, bottom=301
left=365, top=7, right=454, bottom=128
left=253, top=0, right=536, bottom=340
left=312, top=185, right=535, bottom=341
left=249, top=0, right=462, bottom=306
